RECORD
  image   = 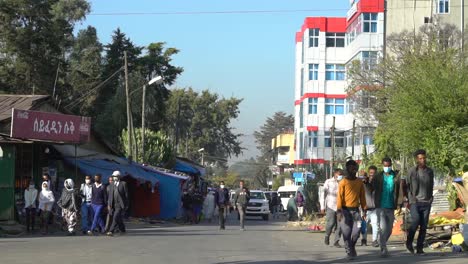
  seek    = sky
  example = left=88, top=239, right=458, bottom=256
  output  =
left=77, top=0, right=350, bottom=162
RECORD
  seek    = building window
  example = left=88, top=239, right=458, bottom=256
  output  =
left=300, top=68, right=304, bottom=95
left=438, top=0, right=449, bottom=13
left=309, top=28, right=319, bottom=47
left=326, top=33, right=345, bottom=47
left=363, top=13, right=378, bottom=33
left=363, top=134, right=373, bottom=145
left=362, top=51, right=378, bottom=70
left=325, top=64, right=345, bottom=80
left=299, top=102, right=304, bottom=127
left=325, top=98, right=345, bottom=115
left=308, top=64, right=318, bottom=80
left=299, top=132, right=304, bottom=158
left=308, top=131, right=318, bottom=148
left=308, top=98, right=318, bottom=114
left=324, top=131, right=345, bottom=147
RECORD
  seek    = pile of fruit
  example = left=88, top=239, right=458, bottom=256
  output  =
left=429, top=216, right=465, bottom=226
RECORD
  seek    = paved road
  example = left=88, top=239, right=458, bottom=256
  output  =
left=1, top=216, right=467, bottom=264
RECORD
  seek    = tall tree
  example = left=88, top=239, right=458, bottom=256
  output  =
left=165, top=88, right=243, bottom=161
left=65, top=26, right=103, bottom=116
left=253, top=112, right=294, bottom=158
left=0, top=0, right=90, bottom=94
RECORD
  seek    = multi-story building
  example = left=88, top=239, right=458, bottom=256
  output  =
left=271, top=133, right=295, bottom=175
left=387, top=0, right=468, bottom=35
left=294, top=0, right=384, bottom=167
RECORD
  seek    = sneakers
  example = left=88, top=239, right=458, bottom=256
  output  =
left=324, top=236, right=330, bottom=246
left=416, top=248, right=425, bottom=255
left=87, top=230, right=93, bottom=236
left=240, top=228, right=245, bottom=231
left=406, top=242, right=415, bottom=254
left=372, top=240, right=379, bottom=248
left=106, top=232, right=113, bottom=236
left=333, top=241, right=342, bottom=248
left=361, top=239, right=367, bottom=246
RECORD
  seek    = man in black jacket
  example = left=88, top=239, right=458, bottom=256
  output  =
left=405, top=149, right=434, bottom=255
left=107, top=171, right=129, bottom=236
left=214, top=181, right=230, bottom=230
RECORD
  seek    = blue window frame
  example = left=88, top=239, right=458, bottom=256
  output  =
left=309, top=64, right=319, bottom=80
left=308, top=98, right=318, bottom=114
left=325, top=64, right=345, bottom=80
left=325, top=98, right=345, bottom=115
left=308, top=131, right=318, bottom=148
left=438, top=0, right=449, bottom=14
left=363, top=13, right=378, bottom=33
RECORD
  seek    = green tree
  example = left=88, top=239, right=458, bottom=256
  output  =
left=120, top=128, right=175, bottom=167
left=65, top=26, right=103, bottom=116
left=0, top=0, right=90, bottom=94
left=165, top=88, right=243, bottom=161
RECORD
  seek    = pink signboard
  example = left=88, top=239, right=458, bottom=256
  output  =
left=10, top=109, right=91, bottom=143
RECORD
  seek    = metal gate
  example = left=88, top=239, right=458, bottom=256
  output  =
left=0, top=144, right=15, bottom=221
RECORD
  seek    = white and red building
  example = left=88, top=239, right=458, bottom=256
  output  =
left=294, top=0, right=384, bottom=166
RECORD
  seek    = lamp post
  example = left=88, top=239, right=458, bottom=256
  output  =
left=141, top=75, right=163, bottom=162
left=198, top=148, right=205, bottom=165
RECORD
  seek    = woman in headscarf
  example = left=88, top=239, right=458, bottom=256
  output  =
left=57, top=178, right=80, bottom=236
left=287, top=194, right=298, bottom=221
left=38, top=181, right=55, bottom=235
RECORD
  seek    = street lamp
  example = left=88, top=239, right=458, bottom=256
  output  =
left=198, top=148, right=205, bottom=165
left=141, top=75, right=164, bottom=161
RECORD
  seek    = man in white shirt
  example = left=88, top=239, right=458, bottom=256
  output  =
left=24, top=180, right=38, bottom=232
left=80, top=175, right=93, bottom=234
left=320, top=169, right=343, bottom=248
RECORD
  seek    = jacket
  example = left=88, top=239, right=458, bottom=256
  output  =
left=234, top=188, right=250, bottom=207
left=407, top=166, right=434, bottom=204
left=214, top=188, right=230, bottom=206
left=57, top=189, right=80, bottom=212
left=108, top=181, right=129, bottom=210
left=372, top=170, right=401, bottom=209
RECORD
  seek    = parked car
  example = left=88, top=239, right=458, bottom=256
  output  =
left=277, top=185, right=304, bottom=212
left=246, top=190, right=270, bottom=221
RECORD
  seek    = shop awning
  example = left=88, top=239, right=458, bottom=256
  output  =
left=174, top=157, right=206, bottom=176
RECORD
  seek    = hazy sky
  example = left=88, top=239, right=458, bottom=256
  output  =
left=78, top=0, right=349, bottom=162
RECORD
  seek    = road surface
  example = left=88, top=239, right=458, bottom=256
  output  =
left=1, top=216, right=466, bottom=264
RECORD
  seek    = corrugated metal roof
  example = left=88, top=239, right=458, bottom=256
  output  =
left=0, top=95, right=50, bottom=122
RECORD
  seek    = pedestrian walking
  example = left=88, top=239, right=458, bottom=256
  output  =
left=107, top=171, right=129, bottom=236
left=57, top=179, right=80, bottom=236
left=337, top=160, right=367, bottom=260
left=192, top=190, right=204, bottom=224
left=90, top=174, right=107, bottom=235
left=182, top=190, right=193, bottom=224
left=295, top=192, right=305, bottom=221
left=80, top=175, right=93, bottom=234
left=234, top=180, right=250, bottom=231
left=372, top=158, right=401, bottom=257
left=362, top=166, right=379, bottom=248
left=104, top=175, right=114, bottom=232
left=24, top=180, right=38, bottom=232
left=271, top=192, right=280, bottom=220
left=42, top=173, right=55, bottom=225
left=214, top=181, right=230, bottom=230
left=203, top=190, right=215, bottom=223
left=38, top=181, right=55, bottom=235
left=405, top=149, right=434, bottom=255
left=320, top=169, right=344, bottom=248
left=287, top=194, right=297, bottom=221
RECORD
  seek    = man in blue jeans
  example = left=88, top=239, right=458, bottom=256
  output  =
left=405, top=149, right=434, bottom=255
left=80, top=175, right=93, bottom=234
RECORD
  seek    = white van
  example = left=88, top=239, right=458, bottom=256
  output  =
left=277, top=185, right=304, bottom=212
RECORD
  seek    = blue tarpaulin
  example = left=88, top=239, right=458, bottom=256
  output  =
left=63, top=157, right=189, bottom=219
left=174, top=158, right=205, bottom=176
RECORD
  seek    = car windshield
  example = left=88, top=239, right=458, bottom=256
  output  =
left=249, top=192, right=266, bottom=199
left=278, top=191, right=296, bottom=198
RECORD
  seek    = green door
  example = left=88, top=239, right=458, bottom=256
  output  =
left=0, top=144, right=15, bottom=221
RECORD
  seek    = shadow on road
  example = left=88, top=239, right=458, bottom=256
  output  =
left=215, top=251, right=468, bottom=264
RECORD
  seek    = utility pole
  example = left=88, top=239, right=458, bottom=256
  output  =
left=351, top=119, right=356, bottom=159
left=141, top=84, right=146, bottom=162
left=124, top=51, right=133, bottom=161
left=462, top=0, right=465, bottom=50
left=330, top=116, right=335, bottom=179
